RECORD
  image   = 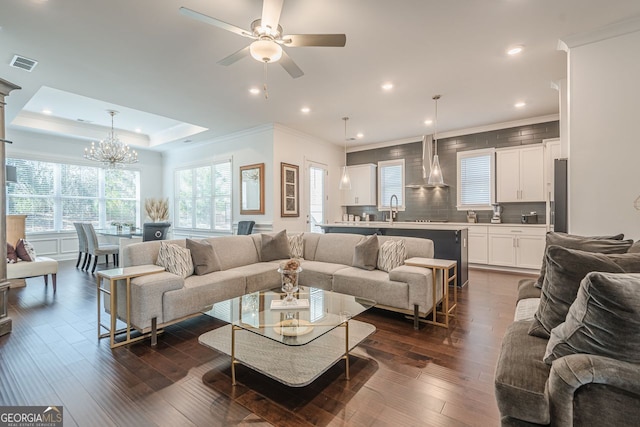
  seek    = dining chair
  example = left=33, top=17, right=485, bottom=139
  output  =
left=73, top=222, right=89, bottom=269
left=142, top=222, right=171, bottom=242
left=82, top=223, right=119, bottom=273
left=237, top=221, right=255, bottom=235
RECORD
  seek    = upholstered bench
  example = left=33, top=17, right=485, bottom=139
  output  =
left=7, top=257, right=58, bottom=292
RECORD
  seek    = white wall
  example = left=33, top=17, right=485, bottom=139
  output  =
left=272, top=125, right=344, bottom=233
left=564, top=26, right=640, bottom=239
left=162, top=124, right=275, bottom=236
left=5, top=128, right=164, bottom=259
left=162, top=123, right=343, bottom=237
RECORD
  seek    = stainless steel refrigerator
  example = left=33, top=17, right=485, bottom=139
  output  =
left=552, top=158, right=568, bottom=232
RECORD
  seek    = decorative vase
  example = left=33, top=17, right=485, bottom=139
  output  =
left=278, top=266, right=302, bottom=305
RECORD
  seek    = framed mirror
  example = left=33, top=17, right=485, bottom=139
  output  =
left=240, top=163, right=265, bottom=215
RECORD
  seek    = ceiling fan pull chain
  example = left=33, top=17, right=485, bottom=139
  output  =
left=263, top=61, right=269, bottom=99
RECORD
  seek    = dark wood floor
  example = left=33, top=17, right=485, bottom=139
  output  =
left=0, top=260, right=532, bottom=426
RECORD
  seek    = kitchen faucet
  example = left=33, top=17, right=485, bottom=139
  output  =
left=389, top=194, right=398, bottom=223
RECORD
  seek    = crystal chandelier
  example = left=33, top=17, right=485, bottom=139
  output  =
left=84, top=110, right=138, bottom=168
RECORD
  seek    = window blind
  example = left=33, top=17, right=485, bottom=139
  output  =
left=213, top=162, right=231, bottom=231
left=175, top=160, right=232, bottom=231
left=7, top=158, right=140, bottom=232
left=105, top=169, right=139, bottom=226
left=459, top=153, right=493, bottom=207
left=379, top=161, right=404, bottom=208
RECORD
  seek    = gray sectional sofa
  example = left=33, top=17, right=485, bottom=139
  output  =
left=118, top=232, right=442, bottom=345
left=494, top=233, right=640, bottom=426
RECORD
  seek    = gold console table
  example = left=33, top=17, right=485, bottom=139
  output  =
left=404, top=257, right=458, bottom=328
left=97, top=265, right=164, bottom=348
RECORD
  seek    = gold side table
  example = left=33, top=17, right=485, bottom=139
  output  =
left=404, top=257, right=458, bottom=328
left=97, top=265, right=165, bottom=348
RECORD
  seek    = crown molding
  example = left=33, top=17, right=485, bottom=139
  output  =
left=273, top=122, right=337, bottom=149
left=10, top=111, right=151, bottom=147
left=559, top=14, right=640, bottom=51
left=347, top=114, right=560, bottom=153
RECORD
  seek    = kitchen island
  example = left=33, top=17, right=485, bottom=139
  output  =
left=319, top=222, right=469, bottom=287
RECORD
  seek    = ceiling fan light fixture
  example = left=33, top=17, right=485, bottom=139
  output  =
left=250, top=39, right=282, bottom=63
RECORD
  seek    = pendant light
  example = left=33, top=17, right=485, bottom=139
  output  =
left=339, top=117, right=352, bottom=190
left=427, top=95, right=445, bottom=186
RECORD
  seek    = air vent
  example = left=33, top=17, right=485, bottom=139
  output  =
left=10, top=55, right=38, bottom=72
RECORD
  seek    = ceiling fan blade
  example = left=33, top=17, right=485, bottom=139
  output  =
left=261, top=0, right=284, bottom=31
left=217, top=46, right=251, bottom=66
left=179, top=7, right=253, bottom=38
left=282, top=34, right=347, bottom=47
left=279, top=50, right=304, bottom=79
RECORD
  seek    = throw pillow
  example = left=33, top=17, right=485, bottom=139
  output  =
left=15, top=239, right=36, bottom=262
left=261, top=229, right=291, bottom=262
left=353, top=234, right=379, bottom=270
left=186, top=239, right=221, bottom=276
left=377, top=239, right=407, bottom=272
left=544, top=272, right=640, bottom=365
left=288, top=233, right=304, bottom=259
left=156, top=242, right=194, bottom=278
left=6, top=243, right=18, bottom=263
left=628, top=240, right=640, bottom=253
left=534, top=232, right=629, bottom=288
left=528, top=246, right=640, bottom=339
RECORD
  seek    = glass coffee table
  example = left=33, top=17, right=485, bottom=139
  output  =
left=199, top=287, right=376, bottom=387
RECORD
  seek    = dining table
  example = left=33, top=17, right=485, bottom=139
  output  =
left=96, top=227, right=143, bottom=266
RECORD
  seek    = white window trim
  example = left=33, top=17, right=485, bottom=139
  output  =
left=456, top=147, right=495, bottom=211
left=377, top=158, right=406, bottom=211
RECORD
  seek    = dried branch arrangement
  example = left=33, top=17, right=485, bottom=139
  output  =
left=145, top=198, right=169, bottom=222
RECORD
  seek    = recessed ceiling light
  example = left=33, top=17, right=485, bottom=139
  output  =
left=300, top=107, right=310, bottom=114
left=507, top=45, right=524, bottom=56
left=356, top=132, right=364, bottom=139
left=135, top=128, right=142, bottom=133
left=249, top=87, right=260, bottom=95
left=424, top=119, right=433, bottom=126
left=515, top=101, right=526, bottom=108
left=381, top=82, right=394, bottom=91
left=42, top=109, right=52, bottom=115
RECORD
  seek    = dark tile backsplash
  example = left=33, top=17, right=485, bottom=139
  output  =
left=346, top=121, right=559, bottom=224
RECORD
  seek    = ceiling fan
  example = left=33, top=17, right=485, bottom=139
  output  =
left=179, top=0, right=346, bottom=79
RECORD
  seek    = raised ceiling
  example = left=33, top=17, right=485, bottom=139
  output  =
left=2, top=0, right=640, bottom=150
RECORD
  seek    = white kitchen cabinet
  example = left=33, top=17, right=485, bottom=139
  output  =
left=467, top=225, right=488, bottom=264
left=488, top=226, right=546, bottom=269
left=341, top=164, right=377, bottom=206
left=496, top=145, right=545, bottom=202
left=516, top=235, right=546, bottom=269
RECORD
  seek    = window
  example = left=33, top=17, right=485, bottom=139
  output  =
left=7, top=158, right=140, bottom=232
left=175, top=160, right=232, bottom=231
left=457, top=148, right=495, bottom=210
left=378, top=159, right=405, bottom=210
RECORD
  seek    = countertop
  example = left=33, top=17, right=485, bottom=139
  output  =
left=320, top=221, right=548, bottom=230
